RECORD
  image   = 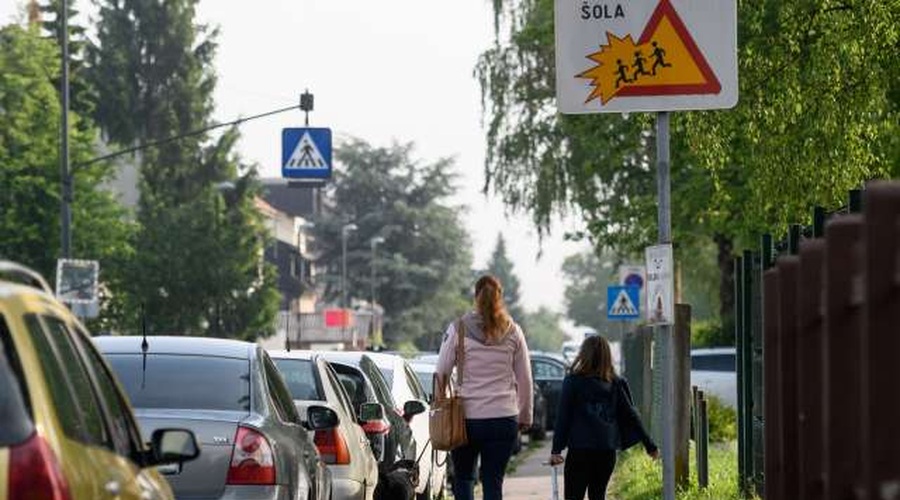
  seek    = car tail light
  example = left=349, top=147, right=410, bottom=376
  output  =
left=8, top=433, right=71, bottom=500
left=314, top=428, right=351, bottom=465
left=226, top=426, right=276, bottom=485
left=361, top=419, right=390, bottom=435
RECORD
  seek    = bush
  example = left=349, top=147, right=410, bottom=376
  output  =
left=705, top=395, right=737, bottom=443
left=692, top=320, right=734, bottom=348
left=610, top=441, right=759, bottom=499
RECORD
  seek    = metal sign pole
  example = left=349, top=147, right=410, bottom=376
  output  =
left=656, top=111, right=675, bottom=500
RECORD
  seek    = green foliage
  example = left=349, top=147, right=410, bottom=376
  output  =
left=705, top=395, right=738, bottom=443
left=522, top=307, right=566, bottom=351
left=611, top=442, right=754, bottom=499
left=561, top=251, right=617, bottom=337
left=477, top=0, right=900, bottom=325
left=484, top=233, right=525, bottom=323
left=87, top=0, right=278, bottom=339
left=311, top=139, right=473, bottom=348
left=0, top=25, right=133, bottom=319
left=692, top=320, right=733, bottom=348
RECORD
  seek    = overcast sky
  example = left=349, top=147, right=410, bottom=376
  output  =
left=1, top=0, right=591, bottom=321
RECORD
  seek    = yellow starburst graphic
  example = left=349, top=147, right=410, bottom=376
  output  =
left=577, top=33, right=647, bottom=105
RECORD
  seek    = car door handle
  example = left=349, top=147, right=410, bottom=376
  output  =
left=104, top=480, right=121, bottom=496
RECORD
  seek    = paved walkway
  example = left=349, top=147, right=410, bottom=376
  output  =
left=503, top=437, right=560, bottom=499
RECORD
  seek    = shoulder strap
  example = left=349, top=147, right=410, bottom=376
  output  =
left=455, top=319, right=465, bottom=386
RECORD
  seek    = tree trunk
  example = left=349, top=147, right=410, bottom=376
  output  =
left=715, top=233, right=736, bottom=337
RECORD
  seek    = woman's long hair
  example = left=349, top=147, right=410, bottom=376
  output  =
left=570, top=335, right=617, bottom=382
left=474, top=275, right=512, bottom=344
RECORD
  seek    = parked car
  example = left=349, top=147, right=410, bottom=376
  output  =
left=268, top=350, right=379, bottom=500
left=96, top=336, right=333, bottom=500
left=0, top=262, right=198, bottom=500
left=319, top=352, right=417, bottom=468
left=690, top=347, right=737, bottom=408
left=364, top=352, right=447, bottom=500
left=531, top=352, right=568, bottom=429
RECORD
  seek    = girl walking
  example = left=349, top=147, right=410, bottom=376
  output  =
left=549, top=335, right=658, bottom=500
left=436, top=275, right=534, bottom=500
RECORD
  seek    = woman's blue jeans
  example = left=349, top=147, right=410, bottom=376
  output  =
left=450, top=417, right=518, bottom=500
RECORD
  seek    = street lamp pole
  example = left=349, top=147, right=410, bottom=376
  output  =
left=340, top=223, right=357, bottom=347
left=370, top=236, right=385, bottom=344
left=60, top=0, right=71, bottom=258
left=214, top=182, right=236, bottom=337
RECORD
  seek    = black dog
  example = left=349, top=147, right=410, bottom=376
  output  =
left=374, top=459, right=417, bottom=500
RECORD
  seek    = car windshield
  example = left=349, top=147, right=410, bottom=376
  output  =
left=272, top=358, right=324, bottom=401
left=413, top=369, right=433, bottom=398
left=105, top=354, right=251, bottom=411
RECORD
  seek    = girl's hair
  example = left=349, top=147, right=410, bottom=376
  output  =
left=570, top=335, right=617, bottom=382
left=474, top=275, right=512, bottom=343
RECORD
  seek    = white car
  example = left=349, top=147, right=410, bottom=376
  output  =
left=268, top=350, right=380, bottom=500
left=690, top=347, right=737, bottom=408
left=365, top=352, right=447, bottom=500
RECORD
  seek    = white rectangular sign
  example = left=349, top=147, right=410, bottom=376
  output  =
left=645, top=244, right=674, bottom=325
left=554, top=0, right=738, bottom=113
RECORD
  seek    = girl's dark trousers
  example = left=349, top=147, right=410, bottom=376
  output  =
left=563, top=449, right=617, bottom=500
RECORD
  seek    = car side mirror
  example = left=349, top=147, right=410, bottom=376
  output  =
left=403, top=400, right=427, bottom=421
left=148, top=429, right=200, bottom=466
left=306, top=405, right=340, bottom=430
left=359, top=402, right=385, bottom=423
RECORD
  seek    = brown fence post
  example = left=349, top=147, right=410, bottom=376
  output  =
left=797, top=240, right=825, bottom=499
left=777, top=256, right=801, bottom=499
left=763, top=267, right=782, bottom=500
left=862, top=183, right=900, bottom=498
left=822, top=215, right=864, bottom=500
left=674, top=304, right=691, bottom=487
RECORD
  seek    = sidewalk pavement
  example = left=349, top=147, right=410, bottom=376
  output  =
left=503, top=437, right=559, bottom=499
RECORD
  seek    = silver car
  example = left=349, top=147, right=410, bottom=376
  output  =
left=95, top=336, right=334, bottom=500
left=269, top=350, right=379, bottom=500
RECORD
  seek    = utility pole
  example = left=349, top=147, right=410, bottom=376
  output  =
left=60, top=0, right=71, bottom=258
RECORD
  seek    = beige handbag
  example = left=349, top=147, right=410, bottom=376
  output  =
left=429, top=319, right=467, bottom=451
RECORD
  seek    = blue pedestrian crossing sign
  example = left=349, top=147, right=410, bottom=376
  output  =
left=607, top=286, right=641, bottom=320
left=282, top=128, right=332, bottom=180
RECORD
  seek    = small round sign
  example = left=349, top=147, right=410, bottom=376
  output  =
left=623, top=273, right=644, bottom=289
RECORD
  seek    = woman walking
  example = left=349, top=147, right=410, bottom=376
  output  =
left=549, top=335, right=659, bottom=500
left=435, top=275, right=534, bottom=500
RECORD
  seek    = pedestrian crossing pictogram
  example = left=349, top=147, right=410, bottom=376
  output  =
left=281, top=127, right=332, bottom=180
left=606, top=285, right=641, bottom=320
left=285, top=132, right=326, bottom=168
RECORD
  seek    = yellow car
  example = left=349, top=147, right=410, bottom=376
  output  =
left=0, top=262, right=199, bottom=500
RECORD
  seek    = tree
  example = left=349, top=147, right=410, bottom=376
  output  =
left=522, top=307, right=566, bottom=352
left=0, top=24, right=133, bottom=307
left=36, top=0, right=94, bottom=120
left=484, top=233, right=526, bottom=324
left=561, top=251, right=617, bottom=338
left=476, top=0, right=899, bottom=327
left=87, top=0, right=279, bottom=339
left=311, top=139, right=473, bottom=348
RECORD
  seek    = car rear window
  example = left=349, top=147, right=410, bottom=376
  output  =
left=691, top=353, right=735, bottom=372
left=105, top=354, right=251, bottom=411
left=0, top=315, right=34, bottom=446
left=272, top=358, right=324, bottom=401
left=331, top=364, right=372, bottom=410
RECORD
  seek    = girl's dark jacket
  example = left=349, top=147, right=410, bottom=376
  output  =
left=551, top=374, right=657, bottom=454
